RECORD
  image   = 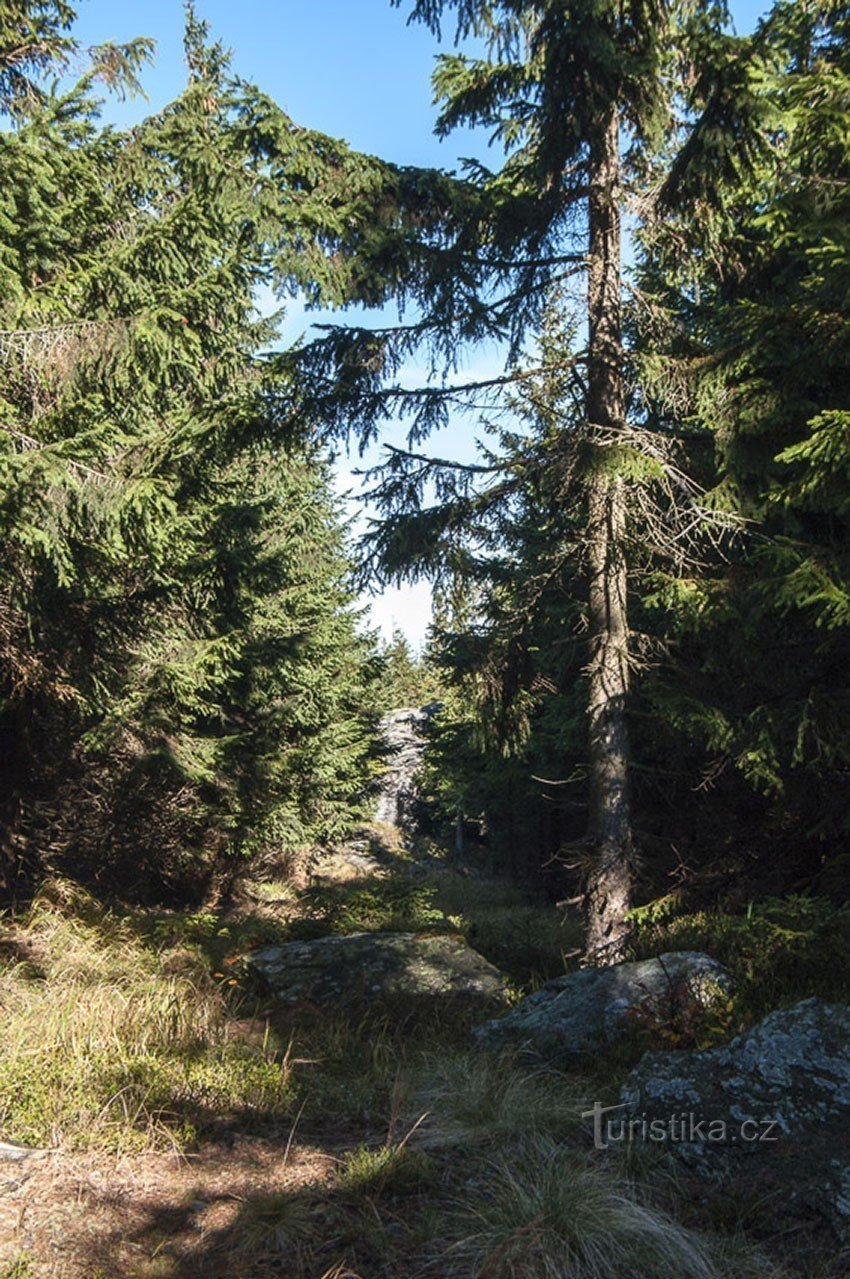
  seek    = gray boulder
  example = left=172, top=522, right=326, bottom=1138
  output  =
left=245, top=930, right=509, bottom=1008
left=374, top=707, right=429, bottom=832
left=620, top=998, right=850, bottom=1240
left=473, top=951, right=731, bottom=1060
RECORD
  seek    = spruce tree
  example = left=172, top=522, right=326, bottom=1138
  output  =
left=321, top=0, right=758, bottom=958
left=0, top=4, right=381, bottom=898
left=638, top=0, right=850, bottom=872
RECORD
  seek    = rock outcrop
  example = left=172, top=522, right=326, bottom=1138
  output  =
left=245, top=930, right=509, bottom=1009
left=373, top=707, right=429, bottom=832
left=473, top=951, right=731, bottom=1061
left=620, top=997, right=850, bottom=1241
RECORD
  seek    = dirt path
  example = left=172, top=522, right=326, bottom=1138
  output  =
left=1, top=1135, right=340, bottom=1278
left=0, top=836, right=579, bottom=1279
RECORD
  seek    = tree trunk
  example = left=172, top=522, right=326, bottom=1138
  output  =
left=583, top=106, right=634, bottom=963
left=453, top=808, right=464, bottom=863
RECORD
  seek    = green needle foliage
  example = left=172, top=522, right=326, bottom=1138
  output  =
left=636, top=0, right=850, bottom=877
left=380, top=0, right=849, bottom=915
left=1, top=0, right=848, bottom=928
left=327, top=0, right=773, bottom=954
left=0, top=4, right=382, bottom=900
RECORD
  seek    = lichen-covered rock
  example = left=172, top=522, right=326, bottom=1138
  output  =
left=472, top=951, right=731, bottom=1061
left=245, top=931, right=509, bottom=1008
left=374, top=707, right=429, bottom=832
left=621, top=998, right=850, bottom=1241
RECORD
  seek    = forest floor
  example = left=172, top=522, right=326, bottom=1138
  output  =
left=0, top=834, right=839, bottom=1279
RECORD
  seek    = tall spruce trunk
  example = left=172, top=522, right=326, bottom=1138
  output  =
left=582, top=106, right=634, bottom=963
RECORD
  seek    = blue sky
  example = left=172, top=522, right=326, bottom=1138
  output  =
left=71, top=0, right=772, bottom=646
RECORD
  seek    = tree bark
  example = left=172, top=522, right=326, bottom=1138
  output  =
left=582, top=105, right=634, bottom=963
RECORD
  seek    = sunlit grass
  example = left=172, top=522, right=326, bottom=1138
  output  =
left=0, top=874, right=791, bottom=1278
left=412, top=1048, right=592, bottom=1145
left=431, top=869, right=584, bottom=986
left=0, top=880, right=294, bottom=1152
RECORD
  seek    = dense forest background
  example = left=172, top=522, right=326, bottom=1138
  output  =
left=1, top=0, right=848, bottom=933
left=0, top=4, right=392, bottom=901
left=404, top=0, right=850, bottom=922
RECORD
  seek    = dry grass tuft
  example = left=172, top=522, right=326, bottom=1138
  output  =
left=413, top=1049, right=590, bottom=1145
left=0, top=880, right=294, bottom=1152
left=436, top=1136, right=779, bottom=1279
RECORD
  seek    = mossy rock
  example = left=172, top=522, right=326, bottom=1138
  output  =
left=244, top=930, right=509, bottom=1009
left=473, top=951, right=731, bottom=1061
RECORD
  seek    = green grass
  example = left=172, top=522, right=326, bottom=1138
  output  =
left=0, top=871, right=807, bottom=1278
left=246, top=854, right=582, bottom=990
left=412, top=1048, right=593, bottom=1145
left=337, top=1142, right=434, bottom=1196
left=0, top=880, right=295, bottom=1152
left=0, top=1258, right=36, bottom=1279
left=286, top=877, right=450, bottom=940
left=430, top=870, right=583, bottom=987
left=227, top=1060, right=781, bottom=1279
left=435, top=1136, right=778, bottom=1279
